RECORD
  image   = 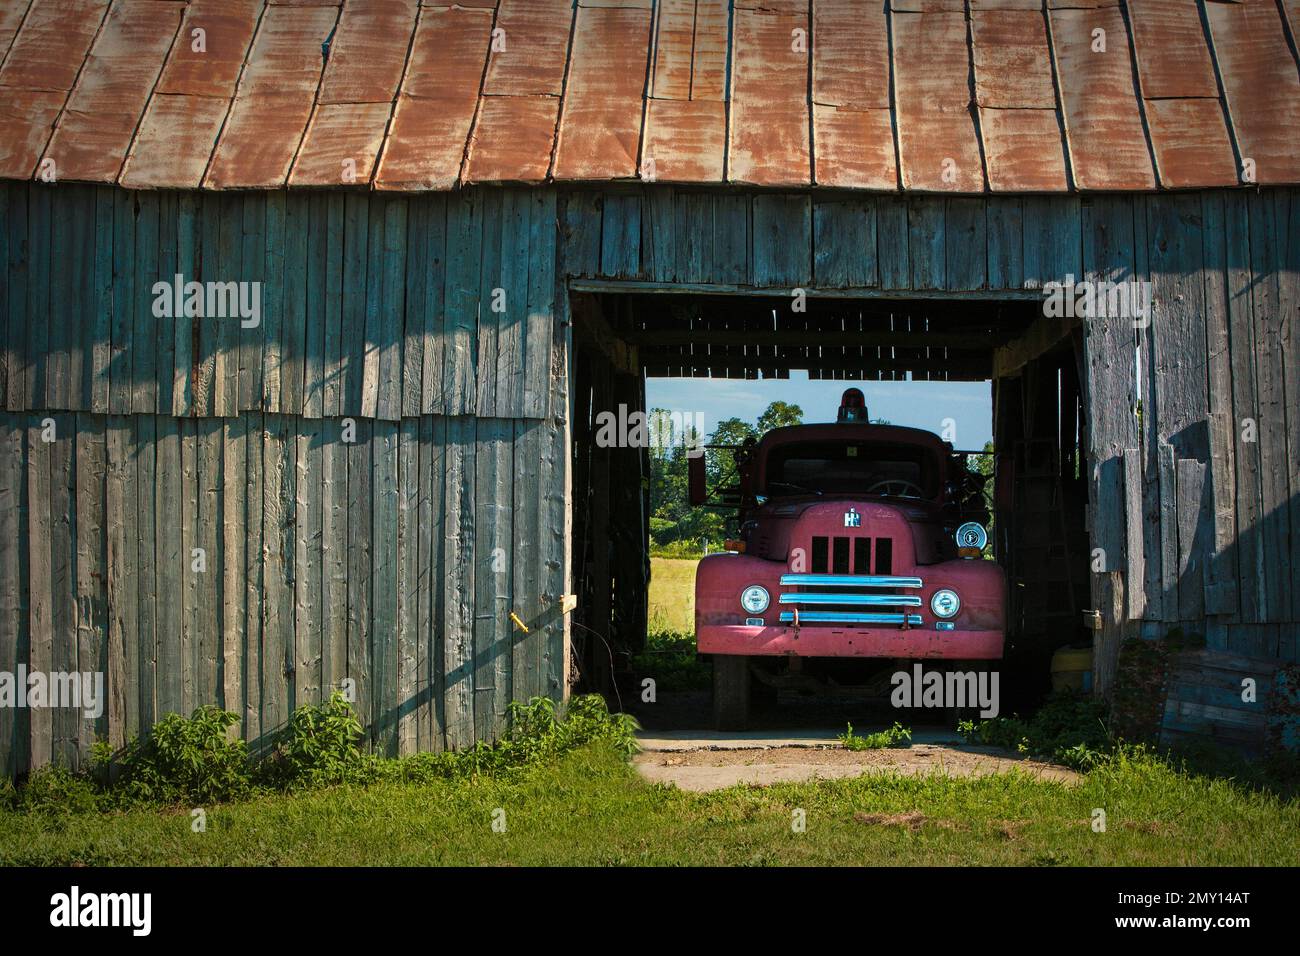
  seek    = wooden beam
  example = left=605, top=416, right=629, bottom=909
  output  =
left=991, top=313, right=1080, bottom=379
left=629, top=328, right=1001, bottom=349
left=571, top=278, right=1045, bottom=300
left=570, top=294, right=639, bottom=376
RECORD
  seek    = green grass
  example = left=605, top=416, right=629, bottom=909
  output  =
left=840, top=722, right=913, bottom=750
left=648, top=556, right=697, bottom=635
left=3, top=743, right=1297, bottom=866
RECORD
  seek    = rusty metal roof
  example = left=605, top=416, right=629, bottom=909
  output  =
left=2, top=0, right=1297, bottom=192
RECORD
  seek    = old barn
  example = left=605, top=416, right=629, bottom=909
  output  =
left=0, top=0, right=1297, bottom=775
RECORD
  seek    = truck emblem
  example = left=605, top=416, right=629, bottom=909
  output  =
left=844, top=508, right=861, bottom=528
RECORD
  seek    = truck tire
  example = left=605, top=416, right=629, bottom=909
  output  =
left=713, top=655, right=751, bottom=730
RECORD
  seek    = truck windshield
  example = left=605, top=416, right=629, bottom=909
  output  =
left=762, top=441, right=938, bottom=499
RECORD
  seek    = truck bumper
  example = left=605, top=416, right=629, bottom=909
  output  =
left=697, top=624, right=1004, bottom=659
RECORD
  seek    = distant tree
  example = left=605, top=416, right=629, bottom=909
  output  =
left=756, top=401, right=804, bottom=433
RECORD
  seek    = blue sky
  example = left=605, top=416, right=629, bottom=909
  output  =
left=646, top=372, right=994, bottom=450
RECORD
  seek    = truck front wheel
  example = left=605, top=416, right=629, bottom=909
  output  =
left=713, top=655, right=751, bottom=730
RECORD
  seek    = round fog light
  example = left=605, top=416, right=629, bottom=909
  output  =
left=931, top=589, right=961, bottom=619
left=740, top=585, right=770, bottom=615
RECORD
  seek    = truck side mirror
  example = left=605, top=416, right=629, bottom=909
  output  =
left=688, top=453, right=707, bottom=506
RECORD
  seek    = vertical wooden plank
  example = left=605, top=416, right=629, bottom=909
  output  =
left=417, top=414, right=445, bottom=750
left=495, top=191, right=530, bottom=418
left=91, top=187, right=113, bottom=413
left=444, top=193, right=483, bottom=417
left=474, top=418, right=513, bottom=741
left=134, top=416, right=157, bottom=734
left=752, top=194, right=811, bottom=287
left=74, top=417, right=106, bottom=760
left=131, top=192, right=159, bottom=415
left=261, top=413, right=294, bottom=736
left=475, top=190, right=504, bottom=418
left=0, top=421, right=27, bottom=775
left=27, top=415, right=52, bottom=769
left=340, top=194, right=369, bottom=418
left=280, top=193, right=309, bottom=416
left=240, top=194, right=266, bottom=413
left=49, top=416, right=76, bottom=765
left=102, top=418, right=127, bottom=750
left=294, top=416, right=323, bottom=707
left=215, top=194, right=242, bottom=417
left=523, top=189, right=557, bottom=420
left=302, top=193, right=327, bottom=419
left=193, top=194, right=220, bottom=417
left=542, top=311, right=569, bottom=701
left=675, top=192, right=714, bottom=283
left=377, top=198, right=406, bottom=422
left=5, top=185, right=29, bottom=412
left=360, top=196, right=385, bottom=420
left=242, top=412, right=263, bottom=747
left=813, top=198, right=877, bottom=289
left=155, top=192, right=177, bottom=418
left=0, top=186, right=10, bottom=409
left=1123, top=448, right=1146, bottom=621
left=401, top=197, right=428, bottom=420
left=1283, top=188, right=1300, bottom=623
left=711, top=193, right=751, bottom=286
left=420, top=196, right=448, bottom=416
left=1224, top=192, right=1263, bottom=623
left=25, top=187, right=50, bottom=411
left=397, top=418, right=419, bottom=754
left=173, top=193, right=197, bottom=417
left=155, top=416, right=183, bottom=718
left=644, top=186, right=677, bottom=282
left=1158, top=442, right=1179, bottom=620
left=561, top=191, right=603, bottom=278
left=346, top=416, right=372, bottom=742
left=196, top=418, right=220, bottom=710
left=443, top=416, right=475, bottom=746
left=221, top=415, right=247, bottom=721
left=945, top=198, right=987, bottom=291
left=371, top=419, right=399, bottom=754
left=987, top=196, right=1024, bottom=290
left=1199, top=190, right=1239, bottom=618
left=876, top=196, right=910, bottom=290
left=511, top=415, right=541, bottom=704
left=1176, top=458, right=1208, bottom=622
left=51, top=191, right=80, bottom=410
left=261, top=192, right=285, bottom=413
left=600, top=192, right=640, bottom=278
left=179, top=418, right=199, bottom=713
left=908, top=197, right=946, bottom=291
left=320, top=420, right=348, bottom=700
left=323, top=193, right=346, bottom=417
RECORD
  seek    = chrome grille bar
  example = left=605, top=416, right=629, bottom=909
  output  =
left=779, top=593, right=922, bottom=607
left=779, top=574, right=922, bottom=589
left=779, top=611, right=924, bottom=625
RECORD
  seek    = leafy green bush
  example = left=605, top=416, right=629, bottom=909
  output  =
left=959, top=693, right=1112, bottom=770
left=14, top=766, right=102, bottom=815
left=840, top=721, right=912, bottom=750
left=259, top=691, right=377, bottom=790
left=101, top=706, right=252, bottom=806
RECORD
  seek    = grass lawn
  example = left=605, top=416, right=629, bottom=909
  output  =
left=648, top=556, right=697, bottom=634
left=3, top=743, right=1296, bottom=866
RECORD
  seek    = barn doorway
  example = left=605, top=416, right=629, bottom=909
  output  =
left=566, top=288, right=1091, bottom=715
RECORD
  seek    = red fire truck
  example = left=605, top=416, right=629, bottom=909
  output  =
left=689, top=389, right=1006, bottom=728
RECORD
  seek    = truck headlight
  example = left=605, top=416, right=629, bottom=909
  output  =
left=931, top=589, right=961, bottom=619
left=740, top=585, right=770, bottom=614
left=955, top=522, right=987, bottom=551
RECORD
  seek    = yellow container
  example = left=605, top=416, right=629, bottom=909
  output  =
left=1051, top=645, right=1094, bottom=693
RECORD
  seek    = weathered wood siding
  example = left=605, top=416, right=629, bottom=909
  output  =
left=0, top=183, right=568, bottom=777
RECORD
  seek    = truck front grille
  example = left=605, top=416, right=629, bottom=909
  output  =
left=809, top=536, right=893, bottom=574
left=777, top=573, right=922, bottom=627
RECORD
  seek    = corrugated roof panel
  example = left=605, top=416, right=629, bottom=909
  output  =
left=464, top=95, right=562, bottom=183
left=42, top=0, right=185, bottom=183
left=483, top=0, right=574, bottom=96
left=892, top=11, right=984, bottom=192
left=0, top=1, right=34, bottom=63
left=1205, top=0, right=1300, bottom=185
left=289, top=102, right=391, bottom=186
left=0, top=0, right=109, bottom=91
left=154, top=0, right=261, bottom=99
left=971, top=9, right=1057, bottom=108
left=812, top=0, right=889, bottom=110
left=812, top=104, right=896, bottom=189
left=1284, top=0, right=1300, bottom=35
left=0, top=89, right=65, bottom=178
left=979, top=106, right=1069, bottom=191
left=1143, top=96, right=1238, bottom=188
left=120, top=92, right=228, bottom=188
left=650, top=0, right=694, bottom=100
left=691, top=0, right=728, bottom=100
left=641, top=96, right=725, bottom=183
left=728, top=8, right=810, bottom=186
left=553, top=6, right=652, bottom=180
left=318, top=0, right=416, bottom=104
left=374, top=6, right=492, bottom=190
left=1128, top=0, right=1219, bottom=99
left=235, top=3, right=336, bottom=96
left=892, top=0, right=965, bottom=10
left=1049, top=5, right=1156, bottom=190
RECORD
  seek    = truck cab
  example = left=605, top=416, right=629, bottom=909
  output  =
left=691, top=389, right=1007, bottom=728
